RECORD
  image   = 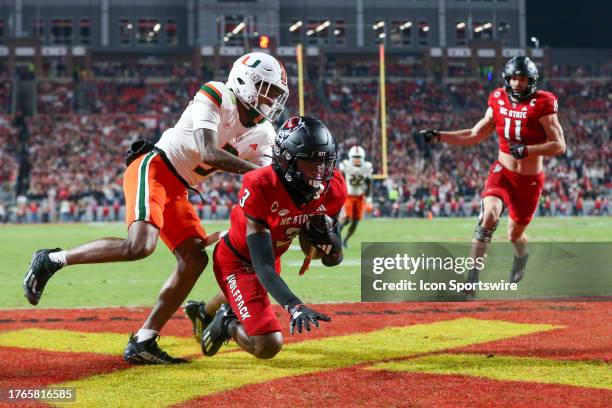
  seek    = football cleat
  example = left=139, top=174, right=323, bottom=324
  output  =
left=123, top=334, right=187, bottom=365
left=184, top=300, right=214, bottom=343
left=509, top=252, right=530, bottom=284
left=201, top=303, right=237, bottom=357
left=23, top=248, right=64, bottom=305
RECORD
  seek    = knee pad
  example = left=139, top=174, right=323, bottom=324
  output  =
left=474, top=205, right=499, bottom=242
left=473, top=225, right=496, bottom=243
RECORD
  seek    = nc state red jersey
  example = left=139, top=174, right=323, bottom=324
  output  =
left=488, top=88, right=558, bottom=154
left=226, top=166, right=347, bottom=268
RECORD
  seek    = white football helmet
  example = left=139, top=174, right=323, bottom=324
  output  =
left=227, top=52, right=289, bottom=122
left=348, top=146, right=366, bottom=166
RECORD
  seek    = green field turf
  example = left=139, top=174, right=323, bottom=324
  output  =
left=1, top=216, right=610, bottom=309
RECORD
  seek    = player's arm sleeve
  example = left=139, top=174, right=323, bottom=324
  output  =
left=192, top=85, right=222, bottom=131
left=541, top=94, right=559, bottom=117
left=240, top=177, right=300, bottom=307
left=487, top=90, right=497, bottom=109
left=246, top=225, right=301, bottom=309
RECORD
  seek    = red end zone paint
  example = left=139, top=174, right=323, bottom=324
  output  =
left=186, top=367, right=612, bottom=408
left=0, top=301, right=610, bottom=407
left=0, top=347, right=125, bottom=388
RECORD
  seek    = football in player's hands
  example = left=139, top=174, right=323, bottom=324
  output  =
left=298, top=214, right=334, bottom=260
left=299, top=227, right=323, bottom=259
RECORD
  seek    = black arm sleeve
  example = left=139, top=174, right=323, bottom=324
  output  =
left=247, top=232, right=301, bottom=309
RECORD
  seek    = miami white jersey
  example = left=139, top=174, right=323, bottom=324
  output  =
left=339, top=159, right=373, bottom=196
left=156, top=81, right=276, bottom=186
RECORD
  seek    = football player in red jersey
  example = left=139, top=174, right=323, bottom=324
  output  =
left=420, top=56, right=565, bottom=289
left=189, top=116, right=347, bottom=359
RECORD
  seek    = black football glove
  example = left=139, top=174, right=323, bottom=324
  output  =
left=287, top=303, right=331, bottom=335
left=509, top=143, right=529, bottom=159
left=419, top=129, right=440, bottom=144
left=305, top=214, right=343, bottom=265
left=305, top=214, right=334, bottom=242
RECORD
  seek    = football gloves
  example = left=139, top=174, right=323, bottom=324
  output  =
left=304, top=214, right=343, bottom=266
left=419, top=129, right=441, bottom=144
left=286, top=303, right=331, bottom=335
left=509, top=143, right=529, bottom=159
left=304, top=214, right=334, bottom=243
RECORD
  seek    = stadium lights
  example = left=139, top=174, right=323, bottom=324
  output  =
left=126, top=23, right=133, bottom=30
left=289, top=21, right=302, bottom=32
left=400, top=21, right=412, bottom=30
left=223, top=36, right=229, bottom=42
left=531, top=36, right=540, bottom=48
left=422, top=25, right=430, bottom=32
left=232, top=22, right=245, bottom=35
left=306, top=29, right=315, bottom=36
left=334, top=29, right=341, bottom=35
left=153, top=23, right=161, bottom=32
left=372, top=21, right=385, bottom=30
left=315, top=21, right=330, bottom=32
left=378, top=33, right=386, bottom=39
left=474, top=26, right=484, bottom=33
left=483, top=22, right=492, bottom=29
left=456, top=22, right=466, bottom=29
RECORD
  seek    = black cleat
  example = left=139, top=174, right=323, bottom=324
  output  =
left=463, top=268, right=480, bottom=296
left=23, top=248, right=64, bottom=305
left=184, top=300, right=213, bottom=343
left=510, top=252, right=530, bottom=284
left=123, top=334, right=187, bottom=365
left=201, top=303, right=237, bottom=357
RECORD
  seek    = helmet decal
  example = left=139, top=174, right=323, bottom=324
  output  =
left=241, top=56, right=261, bottom=68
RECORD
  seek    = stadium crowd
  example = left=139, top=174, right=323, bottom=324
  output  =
left=1, top=62, right=609, bottom=222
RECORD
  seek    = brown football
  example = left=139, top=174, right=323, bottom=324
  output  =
left=298, top=227, right=323, bottom=259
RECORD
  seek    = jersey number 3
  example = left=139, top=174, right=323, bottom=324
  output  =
left=503, top=118, right=523, bottom=141
left=239, top=189, right=250, bottom=207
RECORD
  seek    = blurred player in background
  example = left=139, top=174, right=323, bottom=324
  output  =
left=187, top=116, right=346, bottom=360
left=339, top=146, right=373, bottom=248
left=23, top=52, right=289, bottom=364
left=420, top=56, right=565, bottom=291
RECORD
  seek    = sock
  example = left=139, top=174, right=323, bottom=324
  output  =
left=513, top=242, right=528, bottom=257
left=49, top=250, right=68, bottom=266
left=136, top=328, right=159, bottom=343
left=202, top=312, right=214, bottom=325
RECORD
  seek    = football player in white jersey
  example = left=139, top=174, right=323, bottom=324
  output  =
left=339, top=146, right=373, bottom=248
left=23, top=52, right=289, bottom=364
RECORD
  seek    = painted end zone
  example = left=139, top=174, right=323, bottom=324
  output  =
left=0, top=302, right=610, bottom=407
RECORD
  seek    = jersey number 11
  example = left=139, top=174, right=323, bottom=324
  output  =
left=503, top=118, right=522, bottom=141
